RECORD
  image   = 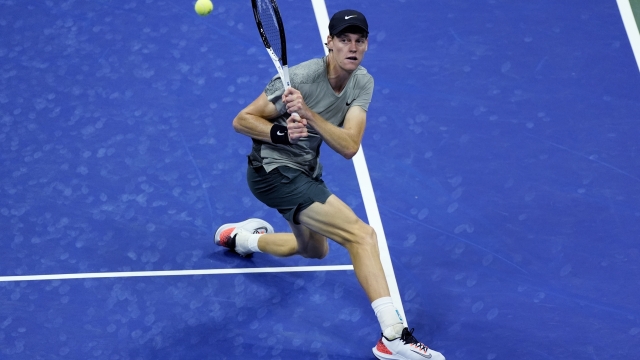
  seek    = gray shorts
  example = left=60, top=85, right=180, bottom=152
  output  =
left=247, top=165, right=332, bottom=224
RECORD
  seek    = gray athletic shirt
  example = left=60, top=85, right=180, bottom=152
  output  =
left=248, top=56, right=374, bottom=178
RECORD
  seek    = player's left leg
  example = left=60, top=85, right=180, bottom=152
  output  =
left=215, top=164, right=333, bottom=258
left=296, top=195, right=446, bottom=360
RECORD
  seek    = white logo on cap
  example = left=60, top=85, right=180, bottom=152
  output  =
left=345, top=15, right=357, bottom=19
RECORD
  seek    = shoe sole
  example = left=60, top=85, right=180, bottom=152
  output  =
left=372, top=348, right=396, bottom=360
left=373, top=346, right=444, bottom=360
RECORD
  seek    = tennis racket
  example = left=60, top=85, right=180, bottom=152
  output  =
left=251, top=0, right=295, bottom=95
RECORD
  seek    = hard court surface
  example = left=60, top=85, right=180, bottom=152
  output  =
left=1, top=0, right=639, bottom=359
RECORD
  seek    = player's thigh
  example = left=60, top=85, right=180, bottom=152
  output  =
left=297, top=195, right=372, bottom=247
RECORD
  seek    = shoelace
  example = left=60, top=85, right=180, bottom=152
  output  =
left=252, top=226, right=269, bottom=234
left=401, top=328, right=429, bottom=352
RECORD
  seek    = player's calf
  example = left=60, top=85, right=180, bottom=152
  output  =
left=296, top=238, right=329, bottom=259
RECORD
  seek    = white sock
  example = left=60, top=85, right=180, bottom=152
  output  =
left=371, top=297, right=404, bottom=340
left=247, top=233, right=262, bottom=253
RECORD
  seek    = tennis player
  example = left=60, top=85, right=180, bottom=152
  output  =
left=215, top=9, right=445, bottom=360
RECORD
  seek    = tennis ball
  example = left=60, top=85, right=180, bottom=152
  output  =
left=195, top=0, right=213, bottom=16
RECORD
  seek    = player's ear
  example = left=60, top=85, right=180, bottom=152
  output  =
left=326, top=35, right=333, bottom=51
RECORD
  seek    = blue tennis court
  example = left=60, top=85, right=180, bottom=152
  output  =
left=1, top=0, right=639, bottom=359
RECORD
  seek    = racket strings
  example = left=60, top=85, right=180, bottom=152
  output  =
left=256, top=0, right=283, bottom=61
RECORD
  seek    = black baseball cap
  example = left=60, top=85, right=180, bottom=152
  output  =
left=329, top=9, right=368, bottom=36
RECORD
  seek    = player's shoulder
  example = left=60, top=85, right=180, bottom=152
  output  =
left=353, top=65, right=373, bottom=78
left=291, top=58, right=324, bottom=72
left=351, top=65, right=374, bottom=87
left=290, top=58, right=327, bottom=85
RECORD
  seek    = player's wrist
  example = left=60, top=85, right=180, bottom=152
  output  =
left=270, top=124, right=291, bottom=145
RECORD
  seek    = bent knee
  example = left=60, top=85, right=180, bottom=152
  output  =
left=350, top=223, right=378, bottom=248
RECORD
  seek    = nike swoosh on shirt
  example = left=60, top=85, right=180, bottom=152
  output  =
left=346, top=99, right=355, bottom=106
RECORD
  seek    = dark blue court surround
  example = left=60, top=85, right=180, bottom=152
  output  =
left=1, top=0, right=639, bottom=359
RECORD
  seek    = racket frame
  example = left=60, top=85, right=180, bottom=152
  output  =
left=251, top=0, right=292, bottom=89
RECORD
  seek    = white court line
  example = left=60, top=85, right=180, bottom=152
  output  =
left=311, top=0, right=407, bottom=326
left=0, top=265, right=354, bottom=283
left=617, top=0, right=640, bottom=72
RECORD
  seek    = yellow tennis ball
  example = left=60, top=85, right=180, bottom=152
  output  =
left=195, top=0, right=213, bottom=16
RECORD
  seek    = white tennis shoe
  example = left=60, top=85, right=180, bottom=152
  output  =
left=373, top=327, right=445, bottom=360
left=214, top=218, right=274, bottom=256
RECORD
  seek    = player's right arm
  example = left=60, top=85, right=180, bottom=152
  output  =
left=233, top=92, right=308, bottom=144
left=233, top=92, right=281, bottom=142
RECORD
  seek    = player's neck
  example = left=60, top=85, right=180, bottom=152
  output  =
left=325, top=56, right=353, bottom=94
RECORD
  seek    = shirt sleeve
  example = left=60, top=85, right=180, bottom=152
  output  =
left=264, top=75, right=284, bottom=103
left=352, top=73, right=374, bottom=112
left=263, top=75, right=289, bottom=121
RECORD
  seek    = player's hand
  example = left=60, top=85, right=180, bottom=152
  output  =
left=286, top=113, right=308, bottom=143
left=282, top=88, right=311, bottom=119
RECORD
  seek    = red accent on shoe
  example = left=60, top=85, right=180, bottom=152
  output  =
left=376, top=339, right=393, bottom=355
left=218, top=227, right=235, bottom=247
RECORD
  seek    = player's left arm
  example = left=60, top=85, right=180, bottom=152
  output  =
left=283, top=87, right=366, bottom=159
left=307, top=105, right=366, bottom=160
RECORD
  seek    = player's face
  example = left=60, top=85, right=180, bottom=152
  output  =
left=328, top=33, right=368, bottom=72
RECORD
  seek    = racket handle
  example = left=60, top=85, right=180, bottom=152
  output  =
left=282, top=66, right=292, bottom=88
left=281, top=68, right=300, bottom=121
